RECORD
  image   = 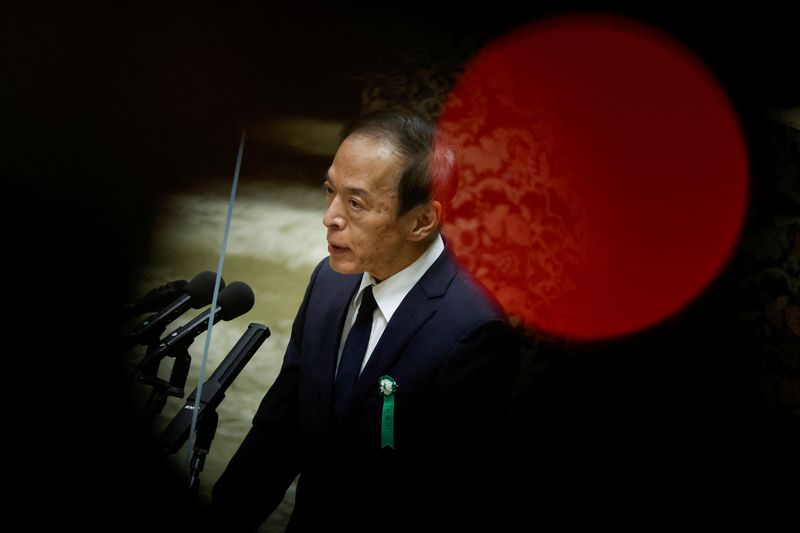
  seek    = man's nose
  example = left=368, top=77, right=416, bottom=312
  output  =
left=323, top=196, right=345, bottom=229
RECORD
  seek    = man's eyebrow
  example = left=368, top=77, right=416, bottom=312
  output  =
left=323, top=175, right=370, bottom=198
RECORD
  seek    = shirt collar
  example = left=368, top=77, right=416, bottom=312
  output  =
left=352, top=234, right=445, bottom=321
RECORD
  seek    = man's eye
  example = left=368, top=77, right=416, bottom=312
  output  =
left=349, top=199, right=362, bottom=210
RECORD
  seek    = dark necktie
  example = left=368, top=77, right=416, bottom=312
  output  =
left=333, top=285, right=377, bottom=420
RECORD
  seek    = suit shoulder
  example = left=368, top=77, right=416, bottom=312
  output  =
left=444, top=267, right=509, bottom=326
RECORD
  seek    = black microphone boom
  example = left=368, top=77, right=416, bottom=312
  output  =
left=119, top=271, right=223, bottom=353
left=157, top=322, right=271, bottom=454
left=138, top=281, right=255, bottom=368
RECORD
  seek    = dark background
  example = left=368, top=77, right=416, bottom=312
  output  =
left=5, top=2, right=798, bottom=530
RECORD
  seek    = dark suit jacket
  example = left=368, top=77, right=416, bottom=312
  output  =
left=203, top=248, right=520, bottom=532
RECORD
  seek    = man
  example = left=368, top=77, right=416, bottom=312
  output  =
left=200, top=110, right=520, bottom=532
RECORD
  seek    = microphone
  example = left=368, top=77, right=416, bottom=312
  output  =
left=138, top=281, right=255, bottom=368
left=119, top=271, right=223, bottom=353
left=118, top=279, right=188, bottom=320
left=157, top=322, right=271, bottom=454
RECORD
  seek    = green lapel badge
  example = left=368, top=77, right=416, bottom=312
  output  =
left=378, top=375, right=397, bottom=449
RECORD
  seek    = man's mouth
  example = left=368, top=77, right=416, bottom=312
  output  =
left=328, top=242, right=348, bottom=254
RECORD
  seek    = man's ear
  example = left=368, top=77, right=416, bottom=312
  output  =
left=408, top=200, right=442, bottom=242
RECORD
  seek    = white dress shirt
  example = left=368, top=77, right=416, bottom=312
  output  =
left=335, top=234, right=445, bottom=376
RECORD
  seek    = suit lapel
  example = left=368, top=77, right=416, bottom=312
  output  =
left=308, top=271, right=360, bottom=414
left=346, top=249, right=459, bottom=412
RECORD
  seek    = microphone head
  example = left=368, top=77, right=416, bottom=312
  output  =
left=218, top=281, right=255, bottom=321
left=186, top=271, right=226, bottom=309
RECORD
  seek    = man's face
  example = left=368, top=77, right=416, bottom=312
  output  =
left=323, top=134, right=416, bottom=280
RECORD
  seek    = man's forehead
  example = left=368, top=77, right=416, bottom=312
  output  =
left=325, top=172, right=400, bottom=202
left=327, top=136, right=403, bottom=194
left=324, top=172, right=372, bottom=196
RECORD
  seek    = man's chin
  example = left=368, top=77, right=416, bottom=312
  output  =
left=328, top=257, right=362, bottom=276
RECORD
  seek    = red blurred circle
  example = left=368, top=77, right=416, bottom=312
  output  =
left=439, top=14, right=748, bottom=340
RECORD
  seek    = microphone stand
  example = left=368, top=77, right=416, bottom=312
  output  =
left=138, top=341, right=192, bottom=431
left=187, top=408, right=219, bottom=508
left=155, top=323, right=270, bottom=506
